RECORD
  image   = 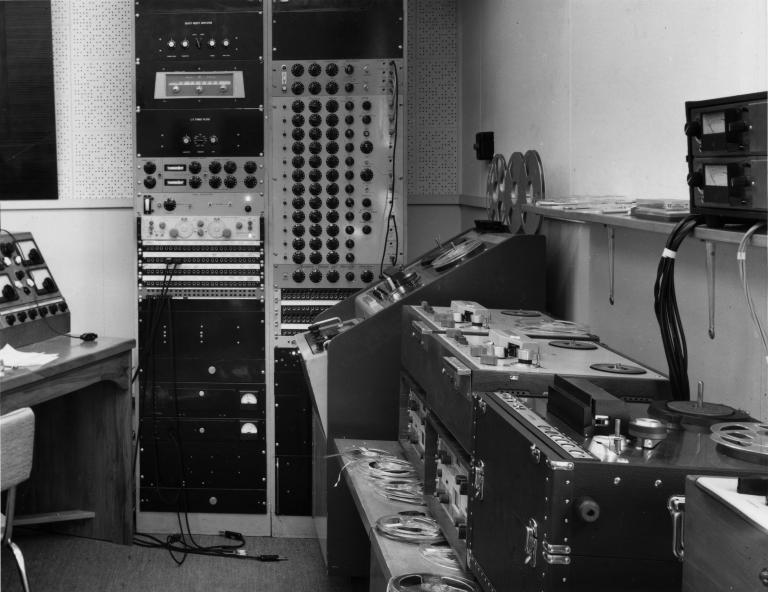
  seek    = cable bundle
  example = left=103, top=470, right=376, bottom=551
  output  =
left=653, top=215, right=704, bottom=400
left=737, top=223, right=768, bottom=359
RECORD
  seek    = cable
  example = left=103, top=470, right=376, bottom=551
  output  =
left=379, top=60, right=400, bottom=279
left=737, top=222, right=768, bottom=359
left=653, top=214, right=704, bottom=400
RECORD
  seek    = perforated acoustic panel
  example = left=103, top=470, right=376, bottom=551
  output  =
left=51, top=0, right=134, bottom=201
left=406, top=0, right=458, bottom=197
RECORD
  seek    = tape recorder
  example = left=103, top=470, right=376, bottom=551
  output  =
left=467, top=378, right=765, bottom=592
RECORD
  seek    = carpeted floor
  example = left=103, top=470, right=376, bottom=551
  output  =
left=1, top=532, right=367, bottom=592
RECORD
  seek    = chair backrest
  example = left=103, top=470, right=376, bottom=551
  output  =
left=1, top=408, right=35, bottom=491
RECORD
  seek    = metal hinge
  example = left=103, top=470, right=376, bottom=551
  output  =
left=543, top=552, right=571, bottom=565
left=542, top=541, right=571, bottom=556
left=473, top=460, right=485, bottom=500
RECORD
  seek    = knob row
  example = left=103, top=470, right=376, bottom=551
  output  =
left=292, top=268, right=375, bottom=284
left=289, top=141, right=373, bottom=155
left=292, top=238, right=355, bottom=251
left=292, top=99, right=372, bottom=113
left=292, top=251, right=357, bottom=264
left=288, top=63, right=358, bottom=78
left=292, top=224, right=372, bottom=237
left=290, top=113, right=372, bottom=126
left=144, top=175, right=258, bottom=189
left=143, top=160, right=259, bottom=175
left=4, top=302, right=67, bottom=326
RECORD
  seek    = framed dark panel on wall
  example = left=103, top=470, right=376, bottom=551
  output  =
left=0, top=0, right=58, bottom=200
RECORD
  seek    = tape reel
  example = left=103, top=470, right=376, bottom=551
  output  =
left=522, top=150, right=545, bottom=234
left=376, top=514, right=443, bottom=543
left=485, top=154, right=510, bottom=223
left=710, top=421, right=768, bottom=464
left=387, top=574, right=480, bottom=592
left=508, top=152, right=527, bottom=234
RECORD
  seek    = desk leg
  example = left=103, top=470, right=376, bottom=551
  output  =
left=17, top=378, right=133, bottom=545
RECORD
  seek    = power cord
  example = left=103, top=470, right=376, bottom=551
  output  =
left=379, top=60, right=400, bottom=279
left=737, top=222, right=767, bottom=359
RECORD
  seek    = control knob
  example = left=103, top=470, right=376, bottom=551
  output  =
left=163, top=198, right=176, bottom=211
left=360, top=141, right=373, bottom=154
left=292, top=100, right=305, bottom=113
left=308, top=81, right=322, bottom=95
left=309, top=224, right=322, bottom=237
left=224, top=175, right=237, bottom=188
left=143, top=176, right=156, bottom=189
left=293, top=238, right=306, bottom=250
left=309, top=210, right=322, bottom=223
left=292, top=270, right=306, bottom=283
left=291, top=63, right=305, bottom=77
left=292, top=225, right=306, bottom=237
left=344, top=64, right=354, bottom=75
left=224, top=161, right=237, bottom=174
left=292, top=196, right=306, bottom=209
left=326, top=100, right=339, bottom=112
left=344, top=83, right=354, bottom=93
left=293, top=252, right=306, bottom=264
left=346, top=253, right=355, bottom=263
left=360, top=168, right=373, bottom=182
left=326, top=251, right=339, bottom=264
left=326, top=270, right=340, bottom=283
left=309, top=251, right=322, bottom=264
left=143, top=161, right=157, bottom=174
left=189, top=176, right=202, bottom=189
left=291, top=82, right=305, bottom=95
left=209, top=161, right=222, bottom=174
left=326, top=81, right=339, bottom=95
left=326, top=63, right=339, bottom=76
left=244, top=175, right=257, bottom=188
left=345, top=271, right=355, bottom=281
left=209, top=176, right=222, bottom=189
left=361, top=270, right=374, bottom=283
left=308, top=63, right=322, bottom=77
left=189, top=161, right=202, bottom=174
left=309, top=269, right=323, bottom=283
left=326, top=238, right=339, bottom=250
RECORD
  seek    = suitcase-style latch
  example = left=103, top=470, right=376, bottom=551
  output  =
left=473, top=460, right=485, bottom=501
left=524, top=518, right=538, bottom=567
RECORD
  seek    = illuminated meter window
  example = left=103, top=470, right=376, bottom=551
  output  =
left=29, top=268, right=54, bottom=292
left=702, top=112, right=726, bottom=135
left=15, top=239, right=41, bottom=264
left=704, top=165, right=728, bottom=187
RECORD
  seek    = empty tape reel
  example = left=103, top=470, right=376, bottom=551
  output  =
left=590, top=362, right=647, bottom=375
left=431, top=239, right=485, bottom=272
left=418, top=541, right=462, bottom=571
left=710, top=422, right=768, bottom=464
left=387, top=574, right=480, bottom=592
left=550, top=340, right=598, bottom=350
left=522, top=150, right=545, bottom=234
left=376, top=514, right=443, bottom=543
left=485, top=154, right=510, bottom=224
left=508, top=152, right=527, bottom=234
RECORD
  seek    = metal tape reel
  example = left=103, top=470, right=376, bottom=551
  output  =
left=508, top=152, right=527, bottom=234
left=387, top=573, right=480, bottom=592
left=485, top=154, right=508, bottom=222
left=710, top=421, right=768, bottom=463
left=522, top=149, right=545, bottom=234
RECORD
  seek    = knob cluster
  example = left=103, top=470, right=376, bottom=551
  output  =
left=141, top=159, right=261, bottom=195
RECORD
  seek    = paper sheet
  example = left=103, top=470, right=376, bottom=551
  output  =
left=0, top=344, right=60, bottom=368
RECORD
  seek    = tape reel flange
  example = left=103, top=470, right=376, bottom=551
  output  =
left=710, top=421, right=768, bottom=464
left=522, top=150, right=545, bottom=234
left=485, top=154, right=508, bottom=222
left=508, top=152, right=527, bottom=234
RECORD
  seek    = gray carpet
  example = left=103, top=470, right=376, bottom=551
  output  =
left=1, top=532, right=367, bottom=592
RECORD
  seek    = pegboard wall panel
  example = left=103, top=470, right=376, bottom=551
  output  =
left=406, top=0, right=458, bottom=196
left=51, top=0, right=134, bottom=202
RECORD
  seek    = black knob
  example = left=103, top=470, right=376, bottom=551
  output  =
left=346, top=252, right=355, bottom=263
left=326, top=155, right=339, bottom=168
left=292, top=142, right=305, bottom=155
left=224, top=175, right=237, bottom=188
left=292, top=100, right=305, bottom=113
left=292, top=156, right=305, bottom=169
left=345, top=143, right=355, bottom=153
left=326, top=114, right=339, bottom=127
left=345, top=129, right=355, bottom=139
left=189, top=161, right=202, bottom=174
left=345, top=271, right=355, bottom=281
left=309, top=224, right=322, bottom=237
left=326, top=100, right=339, bottom=113
left=309, top=155, right=322, bottom=168
left=345, top=157, right=355, bottom=167
left=143, top=176, right=156, bottom=189
left=59, top=302, right=68, bottom=312
left=244, top=175, right=257, bottom=188
left=346, top=239, right=355, bottom=249
left=326, top=128, right=339, bottom=141
left=309, top=183, right=322, bottom=196
left=292, top=196, right=306, bottom=209
left=362, top=114, right=372, bottom=125
left=244, top=160, right=257, bottom=174
left=17, top=311, right=27, bottom=322
left=326, top=270, right=340, bottom=283
left=292, top=225, right=306, bottom=237
left=345, top=211, right=355, bottom=221
left=291, top=63, right=304, bottom=77
left=684, top=120, right=702, bottom=138
left=345, top=184, right=355, bottom=194
left=345, top=82, right=354, bottom=93
left=326, top=224, right=340, bottom=237
left=39, top=306, right=48, bottom=317
left=326, top=238, right=339, bottom=250
left=5, top=314, right=15, bottom=325
left=326, top=169, right=339, bottom=182
left=326, top=196, right=339, bottom=209
left=292, top=210, right=305, bottom=223
left=292, top=238, right=306, bottom=250
left=224, top=161, right=237, bottom=174
left=361, top=270, right=374, bottom=283
left=308, top=63, right=321, bottom=76
left=342, top=171, right=353, bottom=182
left=326, top=210, right=339, bottom=223
left=209, top=176, right=222, bottom=189
left=292, top=270, right=306, bottom=283
left=360, top=141, right=373, bottom=154
left=344, top=64, right=354, bottom=75
left=362, top=100, right=372, bottom=110
left=15, top=270, right=25, bottom=280
left=163, top=198, right=177, bottom=211
left=326, top=183, right=339, bottom=196
left=291, top=81, right=305, bottom=94
left=326, top=141, right=340, bottom=155
left=2, top=284, right=17, bottom=301
left=326, top=81, right=339, bottom=95
left=309, top=169, right=322, bottom=182
left=292, top=252, right=306, bottom=264
left=577, top=497, right=601, bottom=523
left=309, top=196, right=322, bottom=209
left=48, top=304, right=58, bottom=314
left=362, top=211, right=372, bottom=222
left=143, top=161, right=157, bottom=174
left=362, top=197, right=372, bottom=207
left=309, top=269, right=323, bottom=283
left=309, top=237, right=322, bottom=250
left=326, top=251, right=339, bottom=264
left=308, top=99, right=322, bottom=113
left=345, top=226, right=355, bottom=236
left=209, top=161, right=222, bottom=174
left=309, top=141, right=322, bottom=155
left=244, top=204, right=252, bottom=213
left=292, top=114, right=305, bottom=127
left=687, top=172, right=704, bottom=188
left=308, top=113, right=322, bottom=126
left=362, top=225, right=372, bottom=234
left=345, top=197, right=355, bottom=207
left=189, top=176, right=202, bottom=189
left=345, top=100, right=355, bottom=111
left=28, top=308, right=37, bottom=321
left=360, top=168, right=373, bottom=182
left=309, top=210, right=322, bottom=224
left=308, top=81, right=322, bottom=95
left=292, top=169, right=306, bottom=182
left=345, top=115, right=354, bottom=125
left=326, top=63, right=339, bottom=76
left=292, top=128, right=305, bottom=141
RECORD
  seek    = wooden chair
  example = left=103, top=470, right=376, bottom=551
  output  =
left=1, top=407, right=35, bottom=592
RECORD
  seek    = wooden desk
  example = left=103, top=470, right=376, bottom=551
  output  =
left=1, top=336, right=135, bottom=545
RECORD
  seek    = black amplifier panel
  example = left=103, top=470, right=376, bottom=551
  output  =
left=273, top=0, right=403, bottom=60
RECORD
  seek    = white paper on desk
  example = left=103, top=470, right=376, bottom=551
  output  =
left=0, top=344, right=60, bottom=367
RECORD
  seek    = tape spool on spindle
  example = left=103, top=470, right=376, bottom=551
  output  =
left=522, top=150, right=545, bottom=234
left=485, top=154, right=508, bottom=223
left=508, top=152, right=527, bottom=234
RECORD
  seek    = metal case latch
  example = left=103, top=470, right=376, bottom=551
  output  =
left=473, top=460, right=485, bottom=501
left=524, top=518, right=538, bottom=567
left=667, top=495, right=685, bottom=561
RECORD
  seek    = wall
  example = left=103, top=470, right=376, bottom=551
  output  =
left=458, top=0, right=768, bottom=420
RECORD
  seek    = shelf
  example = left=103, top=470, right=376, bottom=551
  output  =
left=525, top=205, right=767, bottom=248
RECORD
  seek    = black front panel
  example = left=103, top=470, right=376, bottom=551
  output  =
left=273, top=0, right=403, bottom=60
left=276, top=455, right=312, bottom=515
